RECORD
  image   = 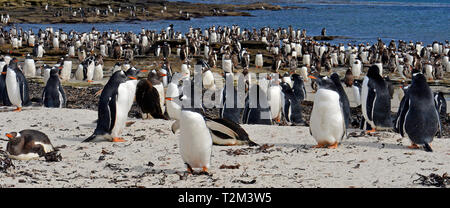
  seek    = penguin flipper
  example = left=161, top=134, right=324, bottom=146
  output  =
left=398, top=94, right=410, bottom=137
left=82, top=134, right=97, bottom=142
left=366, top=88, right=376, bottom=122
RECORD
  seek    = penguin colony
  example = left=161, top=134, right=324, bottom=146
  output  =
left=0, top=24, right=448, bottom=175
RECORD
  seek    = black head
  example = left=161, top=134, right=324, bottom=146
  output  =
left=310, top=75, right=337, bottom=92
left=367, top=65, right=382, bottom=79
left=411, top=72, right=427, bottom=86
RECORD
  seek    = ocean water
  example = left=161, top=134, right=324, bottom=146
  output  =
left=4, top=0, right=450, bottom=45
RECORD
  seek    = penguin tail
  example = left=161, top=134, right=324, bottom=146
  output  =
left=82, top=134, right=97, bottom=143
left=248, top=140, right=259, bottom=147
left=423, top=143, right=433, bottom=152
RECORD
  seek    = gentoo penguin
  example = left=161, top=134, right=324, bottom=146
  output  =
left=344, top=68, right=354, bottom=87
left=309, top=75, right=346, bottom=148
left=433, top=92, right=447, bottom=123
left=165, top=73, right=183, bottom=120
left=330, top=73, right=351, bottom=130
left=83, top=70, right=138, bottom=142
left=280, top=81, right=305, bottom=126
left=255, top=52, right=263, bottom=68
left=23, top=54, right=36, bottom=77
left=282, top=72, right=292, bottom=88
left=202, top=65, right=216, bottom=91
left=219, top=73, right=245, bottom=124
left=136, top=70, right=166, bottom=119
left=396, top=73, right=440, bottom=152
left=60, top=58, right=72, bottom=81
left=1, top=61, right=12, bottom=106
left=205, top=118, right=258, bottom=146
left=178, top=108, right=212, bottom=174
left=93, top=61, right=103, bottom=81
left=242, top=84, right=272, bottom=125
left=5, top=58, right=31, bottom=111
left=361, top=65, right=392, bottom=132
left=351, top=60, right=362, bottom=78
left=267, top=74, right=283, bottom=122
left=5, top=130, right=55, bottom=160
left=42, top=64, right=52, bottom=85
left=42, top=67, right=66, bottom=108
left=300, top=66, right=308, bottom=82
left=291, top=73, right=307, bottom=101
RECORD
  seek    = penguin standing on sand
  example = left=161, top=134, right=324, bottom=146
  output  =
left=309, top=75, right=346, bottom=148
left=5, top=58, right=31, bottom=112
left=42, top=67, right=66, bottom=108
left=360, top=65, right=392, bottom=132
left=23, top=54, right=36, bottom=77
left=291, top=74, right=306, bottom=101
left=280, top=81, right=305, bottom=126
left=5, top=129, right=55, bottom=160
left=177, top=108, right=212, bottom=174
left=396, top=73, right=440, bottom=152
left=433, top=92, right=447, bottom=119
left=83, top=70, right=138, bottom=142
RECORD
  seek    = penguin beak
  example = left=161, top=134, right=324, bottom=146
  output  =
left=140, top=70, right=148, bottom=73
left=128, top=76, right=137, bottom=80
left=308, top=75, right=317, bottom=80
left=5, top=133, right=13, bottom=139
left=161, top=74, right=167, bottom=77
left=1, top=72, right=6, bottom=75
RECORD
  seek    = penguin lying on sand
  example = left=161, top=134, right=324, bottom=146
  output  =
left=5, top=130, right=55, bottom=160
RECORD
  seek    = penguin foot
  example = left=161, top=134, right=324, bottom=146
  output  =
left=112, top=137, right=126, bottom=142
left=202, top=166, right=208, bottom=173
left=87, top=80, right=94, bottom=83
left=312, top=143, right=326, bottom=148
left=408, top=143, right=420, bottom=149
left=186, top=163, right=193, bottom=174
left=365, top=128, right=376, bottom=134
left=13, top=107, right=22, bottom=112
left=327, top=142, right=338, bottom=149
left=94, top=89, right=103, bottom=97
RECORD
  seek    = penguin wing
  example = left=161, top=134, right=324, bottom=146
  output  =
left=107, top=92, right=118, bottom=132
left=434, top=104, right=442, bottom=138
left=397, top=94, right=410, bottom=137
left=18, top=72, right=30, bottom=106
left=339, top=101, right=347, bottom=140
left=283, top=98, right=291, bottom=122
left=241, top=94, right=250, bottom=124
left=58, top=83, right=67, bottom=107
left=366, top=86, right=376, bottom=122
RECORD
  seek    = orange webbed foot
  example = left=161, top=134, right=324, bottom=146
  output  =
left=112, top=137, right=126, bottom=142
left=13, top=107, right=22, bottom=112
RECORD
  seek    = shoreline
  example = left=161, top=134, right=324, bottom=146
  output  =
left=0, top=1, right=288, bottom=24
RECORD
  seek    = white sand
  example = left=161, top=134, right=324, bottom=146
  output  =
left=0, top=107, right=448, bottom=188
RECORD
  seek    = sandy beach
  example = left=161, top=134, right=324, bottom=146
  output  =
left=0, top=107, right=448, bottom=188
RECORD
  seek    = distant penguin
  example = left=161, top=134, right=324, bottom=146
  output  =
left=42, top=64, right=52, bottom=85
left=434, top=92, right=447, bottom=119
left=375, top=62, right=383, bottom=76
left=181, top=63, right=190, bottom=80
left=344, top=68, right=354, bottom=87
left=280, top=81, right=305, bottom=126
left=303, top=53, right=311, bottom=67
left=242, top=84, right=272, bottom=125
left=93, top=61, right=103, bottom=81
left=309, top=75, right=346, bottom=148
left=178, top=109, right=212, bottom=174
left=282, top=72, right=292, bottom=88
left=61, top=59, right=72, bottom=81
left=75, top=63, right=85, bottom=81
left=351, top=60, right=361, bottom=78
left=42, top=67, right=66, bottom=108
left=219, top=73, right=244, bottom=124
left=300, top=66, right=308, bottom=82
left=23, top=54, right=36, bottom=77
left=396, top=73, right=440, bottom=152
left=291, top=73, right=307, bottom=101
left=136, top=70, right=166, bottom=119
left=5, top=130, right=55, bottom=160
left=5, top=59, right=31, bottom=112
left=361, top=65, right=392, bottom=132
left=255, top=53, right=263, bottom=68
left=165, top=74, right=183, bottom=120
left=83, top=70, right=138, bottom=142
left=86, top=58, right=95, bottom=82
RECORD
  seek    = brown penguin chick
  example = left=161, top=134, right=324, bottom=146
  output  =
left=344, top=68, right=354, bottom=87
left=6, top=130, right=55, bottom=160
left=136, top=71, right=166, bottom=119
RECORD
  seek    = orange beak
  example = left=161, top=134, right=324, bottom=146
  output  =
left=308, top=75, right=317, bottom=80
left=140, top=70, right=148, bottom=73
left=161, top=74, right=167, bottom=77
left=129, top=76, right=137, bottom=80
left=5, top=133, right=13, bottom=139
left=1, top=72, right=6, bottom=75
left=165, top=97, right=173, bottom=101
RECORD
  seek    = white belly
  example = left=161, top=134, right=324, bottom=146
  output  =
left=310, top=89, right=344, bottom=145
left=351, top=60, right=361, bottom=77
left=179, top=111, right=212, bottom=169
left=75, top=64, right=84, bottom=80
left=361, top=76, right=375, bottom=127
left=303, top=55, right=311, bottom=67
left=61, top=61, right=72, bottom=81
left=93, top=64, right=103, bottom=80
left=23, top=59, right=36, bottom=77
left=6, top=69, right=23, bottom=107
left=86, top=62, right=95, bottom=81
left=268, top=86, right=282, bottom=119
left=111, top=80, right=137, bottom=137
left=202, top=70, right=215, bottom=90
left=154, top=83, right=165, bottom=114
left=255, top=54, right=263, bottom=67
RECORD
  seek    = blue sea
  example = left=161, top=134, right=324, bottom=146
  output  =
left=5, top=0, right=450, bottom=45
